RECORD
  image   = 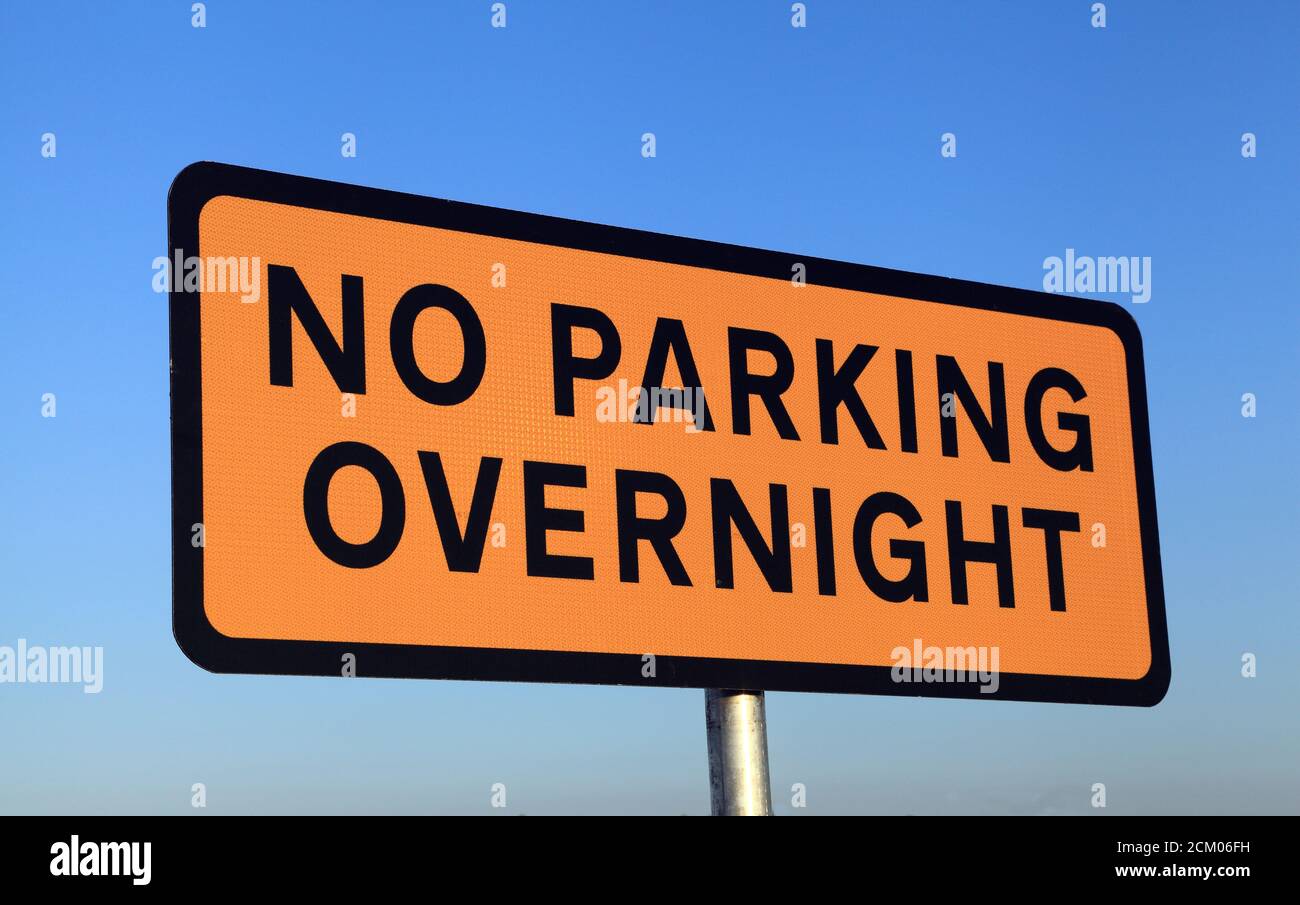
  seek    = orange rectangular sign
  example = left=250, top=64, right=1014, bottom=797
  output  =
left=170, top=162, right=1168, bottom=705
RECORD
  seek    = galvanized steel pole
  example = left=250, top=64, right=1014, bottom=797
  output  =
left=704, top=689, right=772, bottom=816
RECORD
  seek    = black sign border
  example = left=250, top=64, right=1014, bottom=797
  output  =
left=169, top=161, right=1170, bottom=706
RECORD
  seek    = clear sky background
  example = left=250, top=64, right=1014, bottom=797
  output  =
left=1, top=1, right=1296, bottom=815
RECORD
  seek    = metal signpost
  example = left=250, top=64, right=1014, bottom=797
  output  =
left=705, top=690, right=772, bottom=816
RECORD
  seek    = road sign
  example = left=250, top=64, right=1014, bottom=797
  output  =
left=169, top=162, right=1168, bottom=705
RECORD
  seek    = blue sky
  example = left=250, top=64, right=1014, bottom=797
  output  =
left=1, top=1, right=1296, bottom=814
